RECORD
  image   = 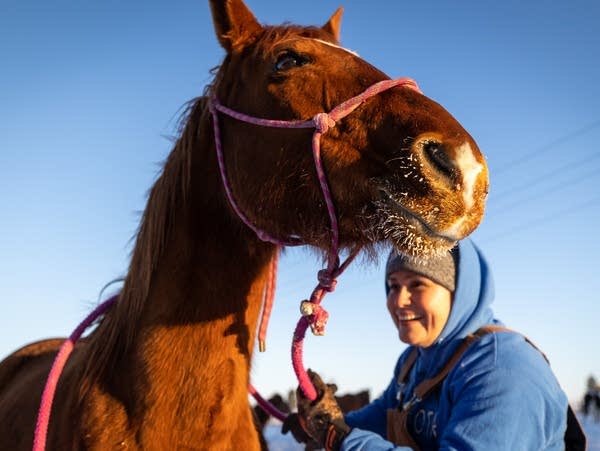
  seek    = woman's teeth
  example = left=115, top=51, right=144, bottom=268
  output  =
left=398, top=313, right=420, bottom=321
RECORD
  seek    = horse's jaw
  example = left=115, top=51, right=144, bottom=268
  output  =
left=369, top=196, right=457, bottom=258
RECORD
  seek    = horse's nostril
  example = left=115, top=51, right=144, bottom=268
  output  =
left=423, top=141, right=455, bottom=179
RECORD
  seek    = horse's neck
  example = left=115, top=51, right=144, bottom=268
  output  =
left=129, top=105, right=275, bottom=358
left=82, top=108, right=274, bottom=439
left=127, top=208, right=272, bottom=424
left=137, top=200, right=273, bottom=331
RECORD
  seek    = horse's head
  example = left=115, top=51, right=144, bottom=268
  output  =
left=208, top=0, right=488, bottom=257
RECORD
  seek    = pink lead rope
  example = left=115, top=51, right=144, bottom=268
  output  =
left=33, top=77, right=421, bottom=449
left=209, top=77, right=422, bottom=400
left=33, top=295, right=117, bottom=451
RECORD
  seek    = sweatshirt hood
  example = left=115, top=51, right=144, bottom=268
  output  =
left=416, top=238, right=496, bottom=376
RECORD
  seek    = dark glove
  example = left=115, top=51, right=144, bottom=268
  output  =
left=296, top=369, right=351, bottom=451
left=281, top=413, right=311, bottom=444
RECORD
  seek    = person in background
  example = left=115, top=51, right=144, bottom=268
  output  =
left=283, top=238, right=583, bottom=450
left=583, top=375, right=600, bottom=421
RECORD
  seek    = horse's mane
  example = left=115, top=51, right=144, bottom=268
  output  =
left=81, top=95, right=209, bottom=387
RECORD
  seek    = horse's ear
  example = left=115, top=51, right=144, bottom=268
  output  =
left=209, top=0, right=263, bottom=53
left=322, top=6, right=344, bottom=42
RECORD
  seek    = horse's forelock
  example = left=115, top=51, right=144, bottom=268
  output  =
left=252, top=25, right=338, bottom=58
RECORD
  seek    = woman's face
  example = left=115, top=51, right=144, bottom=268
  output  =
left=386, top=269, right=452, bottom=348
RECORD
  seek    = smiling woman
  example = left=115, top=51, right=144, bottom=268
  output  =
left=0, top=0, right=488, bottom=449
left=385, top=250, right=454, bottom=348
left=286, top=239, right=582, bottom=451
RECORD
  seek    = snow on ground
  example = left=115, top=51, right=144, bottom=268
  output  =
left=582, top=413, right=600, bottom=451
left=263, top=422, right=303, bottom=451
left=265, top=413, right=600, bottom=450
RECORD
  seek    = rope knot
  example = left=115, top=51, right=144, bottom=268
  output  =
left=317, top=269, right=337, bottom=292
left=313, top=113, right=336, bottom=133
left=299, top=300, right=329, bottom=335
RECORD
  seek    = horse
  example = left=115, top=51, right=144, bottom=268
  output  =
left=0, top=0, right=489, bottom=449
left=335, top=390, right=371, bottom=414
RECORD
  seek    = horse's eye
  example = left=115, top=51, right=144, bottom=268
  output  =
left=274, top=52, right=307, bottom=71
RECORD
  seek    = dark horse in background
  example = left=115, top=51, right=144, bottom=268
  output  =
left=0, top=0, right=488, bottom=449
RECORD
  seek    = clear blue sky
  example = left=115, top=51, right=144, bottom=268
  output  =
left=1, top=0, right=599, bottom=407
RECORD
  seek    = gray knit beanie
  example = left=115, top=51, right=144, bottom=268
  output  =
left=385, top=246, right=458, bottom=293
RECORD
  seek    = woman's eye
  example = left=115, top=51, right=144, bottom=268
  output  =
left=275, top=52, right=306, bottom=71
left=409, top=281, right=426, bottom=290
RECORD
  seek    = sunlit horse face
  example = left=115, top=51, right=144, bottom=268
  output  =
left=209, top=0, right=488, bottom=256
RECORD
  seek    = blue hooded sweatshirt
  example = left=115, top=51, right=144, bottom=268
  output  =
left=341, top=239, right=568, bottom=450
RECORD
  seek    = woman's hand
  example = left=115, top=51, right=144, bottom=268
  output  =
left=296, top=369, right=351, bottom=451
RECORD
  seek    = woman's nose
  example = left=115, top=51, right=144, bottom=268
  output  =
left=391, top=287, right=410, bottom=308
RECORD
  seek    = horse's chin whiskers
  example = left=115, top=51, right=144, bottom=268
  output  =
left=362, top=198, right=455, bottom=258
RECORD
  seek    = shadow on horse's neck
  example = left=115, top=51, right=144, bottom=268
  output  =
left=82, top=96, right=275, bottom=407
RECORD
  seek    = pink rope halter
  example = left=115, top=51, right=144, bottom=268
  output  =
left=209, top=77, right=421, bottom=401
